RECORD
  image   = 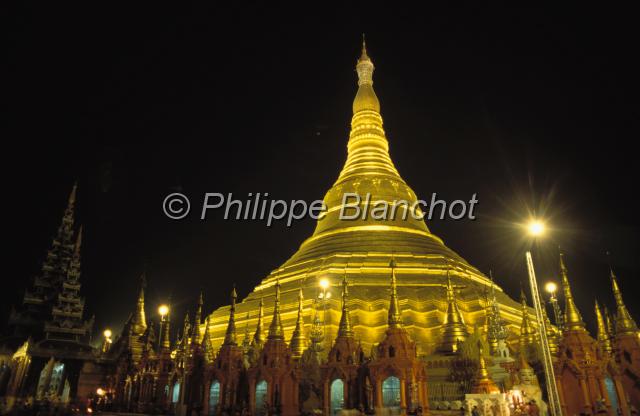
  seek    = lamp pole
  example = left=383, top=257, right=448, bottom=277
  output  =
left=525, top=220, right=562, bottom=416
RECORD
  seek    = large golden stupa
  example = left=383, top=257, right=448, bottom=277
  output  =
left=204, top=42, right=523, bottom=355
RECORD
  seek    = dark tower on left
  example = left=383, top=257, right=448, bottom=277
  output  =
left=0, top=184, right=94, bottom=407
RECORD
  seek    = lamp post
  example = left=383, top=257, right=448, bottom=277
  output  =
left=545, top=281, right=563, bottom=330
left=525, top=220, right=562, bottom=416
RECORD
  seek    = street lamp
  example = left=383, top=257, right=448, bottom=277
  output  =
left=545, top=281, right=563, bottom=329
left=524, top=219, right=562, bottom=416
left=527, top=220, right=545, bottom=236
left=101, top=329, right=113, bottom=353
left=318, top=278, right=331, bottom=327
left=157, top=304, right=170, bottom=353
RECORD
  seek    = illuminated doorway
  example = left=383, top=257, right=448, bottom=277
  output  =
left=330, top=379, right=344, bottom=414
left=209, top=381, right=220, bottom=415
left=255, top=380, right=268, bottom=415
left=382, top=376, right=401, bottom=410
left=172, top=382, right=181, bottom=404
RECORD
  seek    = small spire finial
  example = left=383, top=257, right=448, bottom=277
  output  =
left=252, top=296, right=265, bottom=347
left=223, top=285, right=238, bottom=346
left=338, top=273, right=354, bottom=338
left=609, top=263, right=638, bottom=335
left=388, top=258, right=403, bottom=328
left=268, top=280, right=285, bottom=339
left=559, top=250, right=586, bottom=331
left=289, top=288, right=307, bottom=358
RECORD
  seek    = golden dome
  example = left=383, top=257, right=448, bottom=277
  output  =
left=204, top=42, right=524, bottom=354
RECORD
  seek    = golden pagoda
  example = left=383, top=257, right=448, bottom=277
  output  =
left=203, top=40, right=525, bottom=354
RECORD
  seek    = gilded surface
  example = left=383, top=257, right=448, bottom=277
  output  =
left=204, top=43, right=524, bottom=354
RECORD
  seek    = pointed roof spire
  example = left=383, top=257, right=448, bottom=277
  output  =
left=559, top=252, right=586, bottom=331
left=159, top=306, right=171, bottom=353
left=195, top=291, right=204, bottom=324
left=388, top=259, right=403, bottom=328
left=74, top=226, right=83, bottom=256
left=223, top=286, right=238, bottom=346
left=69, top=181, right=78, bottom=205
left=268, top=281, right=285, bottom=339
left=609, top=268, right=638, bottom=335
left=472, top=345, right=499, bottom=394
left=65, top=226, right=83, bottom=282
left=201, top=316, right=214, bottom=362
left=477, top=346, right=491, bottom=380
left=595, top=300, right=613, bottom=354
left=132, top=273, right=147, bottom=336
left=59, top=182, right=77, bottom=238
left=252, top=296, right=265, bottom=347
left=519, top=288, right=536, bottom=348
left=182, top=312, right=191, bottom=345
left=289, top=288, right=307, bottom=358
left=337, top=275, right=354, bottom=338
left=351, top=34, right=381, bottom=117
left=604, top=306, right=616, bottom=341
left=439, top=270, right=469, bottom=353
left=191, top=292, right=204, bottom=345
left=360, top=33, right=369, bottom=60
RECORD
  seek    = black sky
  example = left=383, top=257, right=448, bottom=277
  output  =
left=2, top=4, right=638, bottom=339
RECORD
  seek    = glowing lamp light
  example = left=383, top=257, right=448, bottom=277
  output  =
left=96, top=388, right=105, bottom=396
left=544, top=282, right=558, bottom=294
left=319, top=279, right=330, bottom=290
left=103, top=329, right=112, bottom=339
left=158, top=304, right=169, bottom=316
left=527, top=220, right=545, bottom=237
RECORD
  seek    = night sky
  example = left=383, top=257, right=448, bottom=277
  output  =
left=3, top=4, right=637, bottom=340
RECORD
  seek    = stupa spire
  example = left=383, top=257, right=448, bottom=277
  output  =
left=133, top=273, right=147, bottom=336
left=472, top=345, right=499, bottom=394
left=335, top=38, right=403, bottom=185
left=181, top=312, right=191, bottom=347
left=610, top=268, right=638, bottom=335
left=559, top=252, right=586, bottom=331
left=268, top=281, right=285, bottom=339
left=388, top=259, right=403, bottom=328
left=201, top=317, right=214, bottom=362
left=191, top=292, right=204, bottom=345
left=595, top=300, right=613, bottom=354
left=337, top=275, right=354, bottom=338
left=519, top=289, right=536, bottom=348
left=439, top=270, right=469, bottom=353
left=604, top=306, right=615, bottom=339
left=159, top=307, right=171, bottom=352
left=223, top=286, right=238, bottom=346
left=289, top=288, right=307, bottom=358
left=252, top=297, right=265, bottom=347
